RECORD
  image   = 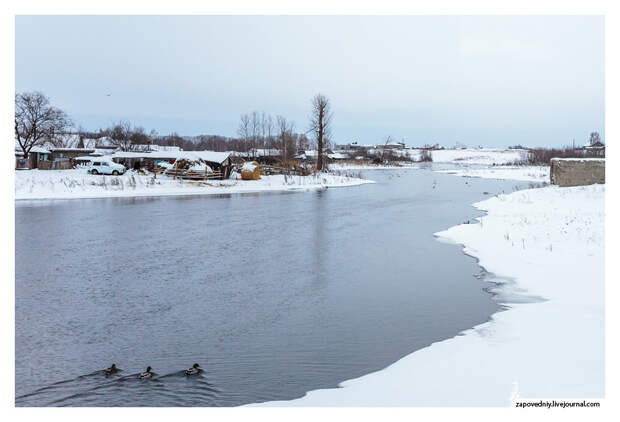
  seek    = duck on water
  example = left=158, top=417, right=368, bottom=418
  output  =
left=138, top=366, right=153, bottom=379
left=185, top=363, right=201, bottom=376
left=104, top=364, right=117, bottom=376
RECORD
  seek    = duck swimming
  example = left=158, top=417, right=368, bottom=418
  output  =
left=185, top=363, right=200, bottom=376
left=138, top=366, right=152, bottom=379
left=104, top=364, right=117, bottom=376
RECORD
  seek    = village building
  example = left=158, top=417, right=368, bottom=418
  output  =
left=375, top=142, right=406, bottom=150
left=15, top=146, right=51, bottom=169
left=583, top=140, right=605, bottom=157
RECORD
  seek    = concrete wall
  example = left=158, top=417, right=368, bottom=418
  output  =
left=550, top=158, right=605, bottom=187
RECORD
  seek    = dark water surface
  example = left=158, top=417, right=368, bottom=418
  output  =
left=15, top=167, right=531, bottom=406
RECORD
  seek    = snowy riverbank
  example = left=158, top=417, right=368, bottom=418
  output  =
left=435, top=165, right=550, bottom=183
left=328, top=163, right=419, bottom=171
left=14, top=169, right=374, bottom=201
left=252, top=184, right=604, bottom=406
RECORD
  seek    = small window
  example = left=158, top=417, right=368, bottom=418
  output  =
left=93, top=162, right=101, bottom=166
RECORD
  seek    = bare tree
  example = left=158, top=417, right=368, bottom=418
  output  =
left=237, top=114, right=251, bottom=152
left=251, top=111, right=260, bottom=154
left=308, top=93, right=333, bottom=170
left=296, top=133, right=310, bottom=152
left=276, top=115, right=296, bottom=162
left=107, top=121, right=134, bottom=151
left=130, top=126, right=152, bottom=150
left=260, top=112, right=267, bottom=143
left=15, top=91, right=71, bottom=158
left=265, top=114, right=274, bottom=145
left=589, top=131, right=602, bottom=145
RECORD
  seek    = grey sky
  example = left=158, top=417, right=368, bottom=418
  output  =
left=15, top=15, right=604, bottom=147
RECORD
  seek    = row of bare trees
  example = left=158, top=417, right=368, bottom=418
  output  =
left=237, top=93, right=333, bottom=168
left=95, top=121, right=157, bottom=151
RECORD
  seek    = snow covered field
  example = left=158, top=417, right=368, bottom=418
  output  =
left=431, top=148, right=527, bottom=165
left=329, top=149, right=527, bottom=170
left=253, top=184, right=604, bottom=406
left=435, top=165, right=550, bottom=183
left=14, top=169, right=374, bottom=201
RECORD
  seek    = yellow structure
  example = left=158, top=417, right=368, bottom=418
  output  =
left=241, top=161, right=261, bottom=180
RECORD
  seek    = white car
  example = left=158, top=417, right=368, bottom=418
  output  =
left=89, top=160, right=126, bottom=175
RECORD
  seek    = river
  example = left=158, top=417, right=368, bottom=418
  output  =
left=15, top=166, right=534, bottom=406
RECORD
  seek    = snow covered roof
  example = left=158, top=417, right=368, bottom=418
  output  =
left=14, top=140, right=51, bottom=154
left=49, top=147, right=96, bottom=152
left=112, top=150, right=231, bottom=164
left=176, top=151, right=231, bottom=164
left=35, top=146, right=52, bottom=153
left=148, top=144, right=181, bottom=152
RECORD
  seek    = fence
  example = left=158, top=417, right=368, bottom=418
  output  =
left=37, top=160, right=73, bottom=170
left=164, top=169, right=224, bottom=180
left=259, top=165, right=305, bottom=176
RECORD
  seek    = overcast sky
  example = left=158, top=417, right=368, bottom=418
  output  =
left=15, top=15, right=604, bottom=147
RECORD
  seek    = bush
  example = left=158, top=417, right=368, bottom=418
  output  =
left=419, top=150, right=433, bottom=162
left=524, top=147, right=586, bottom=165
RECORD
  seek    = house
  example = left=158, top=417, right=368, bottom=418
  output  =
left=335, top=142, right=373, bottom=151
left=583, top=140, right=605, bottom=157
left=15, top=146, right=51, bottom=169
left=50, top=148, right=96, bottom=162
left=376, top=142, right=406, bottom=150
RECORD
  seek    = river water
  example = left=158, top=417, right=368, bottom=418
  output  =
left=15, top=166, right=533, bottom=406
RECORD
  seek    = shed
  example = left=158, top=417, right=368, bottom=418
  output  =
left=111, top=151, right=232, bottom=179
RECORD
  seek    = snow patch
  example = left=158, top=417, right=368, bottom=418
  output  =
left=435, top=165, right=550, bottom=182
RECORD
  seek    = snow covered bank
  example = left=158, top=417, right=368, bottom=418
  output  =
left=435, top=165, right=550, bottom=182
left=431, top=148, right=527, bottom=165
left=14, top=169, right=374, bottom=201
left=328, top=163, right=420, bottom=171
left=252, top=184, right=604, bottom=406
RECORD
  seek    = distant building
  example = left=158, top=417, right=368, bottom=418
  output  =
left=375, top=142, right=406, bottom=150
left=335, top=141, right=374, bottom=151
left=583, top=140, right=605, bottom=157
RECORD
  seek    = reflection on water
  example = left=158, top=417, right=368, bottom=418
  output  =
left=15, top=166, right=532, bottom=406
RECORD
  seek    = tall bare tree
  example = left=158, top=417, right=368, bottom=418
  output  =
left=308, top=93, right=333, bottom=170
left=237, top=114, right=251, bottom=152
left=276, top=115, right=296, bottom=162
left=251, top=111, right=260, bottom=154
left=265, top=114, right=274, bottom=145
left=15, top=91, right=71, bottom=158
